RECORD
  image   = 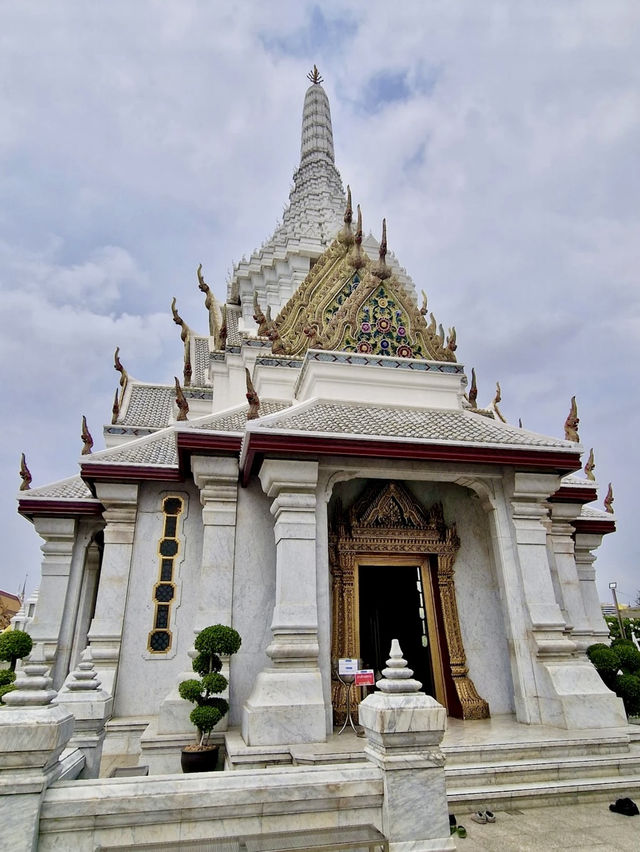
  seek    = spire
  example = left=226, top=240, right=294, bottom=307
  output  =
left=300, top=67, right=335, bottom=165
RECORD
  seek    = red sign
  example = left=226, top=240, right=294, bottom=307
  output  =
left=355, top=669, right=375, bottom=686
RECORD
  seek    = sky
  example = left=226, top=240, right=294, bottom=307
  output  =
left=0, top=1, right=638, bottom=607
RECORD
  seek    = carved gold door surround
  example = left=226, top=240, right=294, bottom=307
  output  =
left=330, top=481, right=489, bottom=722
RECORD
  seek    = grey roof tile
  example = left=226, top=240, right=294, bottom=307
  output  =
left=88, top=431, right=178, bottom=467
left=20, top=476, right=95, bottom=501
left=187, top=400, right=291, bottom=433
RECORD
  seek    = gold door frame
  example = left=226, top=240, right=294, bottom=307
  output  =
left=330, top=481, right=489, bottom=721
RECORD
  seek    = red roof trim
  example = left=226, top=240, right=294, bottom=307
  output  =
left=81, top=463, right=183, bottom=484
left=241, top=433, right=581, bottom=485
left=18, top=498, right=104, bottom=521
left=549, top=485, right=597, bottom=505
left=176, top=432, right=243, bottom=476
left=572, top=517, right=616, bottom=536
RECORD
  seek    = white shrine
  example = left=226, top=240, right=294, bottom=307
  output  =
left=15, top=68, right=627, bottom=780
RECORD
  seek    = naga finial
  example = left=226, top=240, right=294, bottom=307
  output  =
left=307, top=65, right=323, bottom=85
left=171, top=297, right=192, bottom=386
left=81, top=415, right=93, bottom=455
left=437, top=323, right=445, bottom=346
left=349, top=205, right=365, bottom=270
left=245, top=368, right=260, bottom=420
left=19, top=453, right=32, bottom=491
left=584, top=448, right=596, bottom=481
left=518, top=417, right=523, bottom=429
left=604, top=482, right=614, bottom=514
left=468, top=367, right=478, bottom=409
left=428, top=312, right=437, bottom=335
left=338, top=186, right=354, bottom=246
left=372, top=218, right=391, bottom=280
left=420, top=290, right=428, bottom=316
left=253, top=291, right=269, bottom=335
left=564, top=395, right=579, bottom=442
left=174, top=377, right=189, bottom=422
left=197, top=264, right=221, bottom=339
left=446, top=327, right=457, bottom=352
left=111, top=389, right=120, bottom=425
left=114, top=346, right=128, bottom=389
left=492, top=382, right=507, bottom=423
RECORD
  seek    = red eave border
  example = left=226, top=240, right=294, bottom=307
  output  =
left=549, top=485, right=597, bottom=505
left=572, top=517, right=616, bottom=536
left=18, top=498, right=104, bottom=521
left=81, top=463, right=184, bottom=486
left=241, top=432, right=581, bottom=485
left=176, top=432, right=242, bottom=475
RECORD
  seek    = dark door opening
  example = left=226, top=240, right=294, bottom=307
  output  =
left=358, top=563, right=436, bottom=697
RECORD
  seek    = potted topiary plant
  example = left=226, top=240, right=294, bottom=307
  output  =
left=178, top=623, right=241, bottom=772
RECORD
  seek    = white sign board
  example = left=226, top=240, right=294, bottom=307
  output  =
left=338, top=658, right=359, bottom=675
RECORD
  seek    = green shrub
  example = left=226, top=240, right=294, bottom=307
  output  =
left=0, top=631, right=32, bottom=671
left=179, top=624, right=241, bottom=747
left=0, top=669, right=16, bottom=687
left=614, top=644, right=640, bottom=675
left=587, top=645, right=620, bottom=687
left=617, top=674, right=640, bottom=716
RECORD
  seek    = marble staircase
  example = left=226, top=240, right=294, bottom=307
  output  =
left=226, top=718, right=640, bottom=811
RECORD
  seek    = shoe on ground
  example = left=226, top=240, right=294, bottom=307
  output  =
left=470, top=812, right=487, bottom=824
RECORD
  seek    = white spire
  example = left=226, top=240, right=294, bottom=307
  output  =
left=300, top=80, right=336, bottom=164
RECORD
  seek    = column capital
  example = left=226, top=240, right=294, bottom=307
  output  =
left=191, top=455, right=239, bottom=489
left=259, top=459, right=319, bottom=498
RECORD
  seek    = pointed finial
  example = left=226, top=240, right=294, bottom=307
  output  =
left=420, top=290, right=428, bottom=316
left=372, top=219, right=391, bottom=280
left=81, top=415, right=93, bottom=455
left=428, top=312, right=437, bottom=335
left=219, top=304, right=228, bottom=350
left=375, top=639, right=422, bottom=694
left=338, top=185, right=354, bottom=247
left=518, top=417, right=523, bottom=429
left=564, top=395, right=579, bottom=442
left=111, top=389, right=120, bottom=425
left=171, top=298, right=192, bottom=386
left=245, top=368, right=260, bottom=420
left=19, top=453, right=32, bottom=491
left=468, top=368, right=478, bottom=409
left=492, top=381, right=507, bottom=423
left=437, top=323, right=445, bottom=346
left=174, top=377, right=189, bottom=422
left=604, top=482, right=614, bottom=514
left=197, top=264, right=220, bottom=339
left=253, top=291, right=268, bottom=335
left=349, top=204, right=365, bottom=269
left=114, top=346, right=128, bottom=389
left=446, top=327, right=457, bottom=352
left=584, top=448, right=596, bottom=481
left=307, top=65, right=323, bottom=85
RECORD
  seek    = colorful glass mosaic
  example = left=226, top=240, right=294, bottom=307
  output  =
left=343, top=283, right=424, bottom=358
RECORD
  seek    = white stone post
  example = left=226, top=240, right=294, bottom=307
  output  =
left=0, top=645, right=74, bottom=852
left=27, top=517, right=77, bottom=666
left=242, top=459, right=326, bottom=746
left=86, top=482, right=139, bottom=697
left=359, top=641, right=453, bottom=852
left=574, top=531, right=612, bottom=646
left=55, top=648, right=113, bottom=778
left=547, top=503, right=592, bottom=651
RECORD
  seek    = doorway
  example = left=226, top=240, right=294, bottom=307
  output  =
left=358, top=563, right=437, bottom=698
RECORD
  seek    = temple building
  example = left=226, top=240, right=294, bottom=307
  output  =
left=15, top=69, right=626, bottom=773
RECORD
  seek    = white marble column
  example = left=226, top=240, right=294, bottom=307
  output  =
left=242, top=459, right=326, bottom=746
left=86, top=482, right=139, bottom=698
left=574, top=531, right=611, bottom=646
left=27, top=517, right=77, bottom=666
left=51, top=519, right=103, bottom=691
left=510, top=473, right=626, bottom=729
left=547, top=503, right=592, bottom=652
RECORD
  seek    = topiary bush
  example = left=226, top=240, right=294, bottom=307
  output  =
left=0, top=630, right=32, bottom=672
left=588, top=639, right=640, bottom=716
left=0, top=669, right=17, bottom=704
left=179, top=624, right=241, bottom=750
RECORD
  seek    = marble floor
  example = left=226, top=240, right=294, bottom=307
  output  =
left=449, top=800, right=640, bottom=851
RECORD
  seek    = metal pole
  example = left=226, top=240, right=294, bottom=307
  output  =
left=610, top=583, right=626, bottom=640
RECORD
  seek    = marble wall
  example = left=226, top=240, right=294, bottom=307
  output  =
left=113, top=480, right=202, bottom=718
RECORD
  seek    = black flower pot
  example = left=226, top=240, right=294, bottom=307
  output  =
left=181, top=746, right=219, bottom=773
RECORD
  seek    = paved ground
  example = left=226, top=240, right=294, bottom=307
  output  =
left=450, top=801, right=639, bottom=850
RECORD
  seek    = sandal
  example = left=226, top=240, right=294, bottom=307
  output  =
left=470, top=812, right=487, bottom=824
left=456, top=825, right=467, bottom=838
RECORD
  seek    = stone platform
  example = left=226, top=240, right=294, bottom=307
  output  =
left=225, top=714, right=640, bottom=811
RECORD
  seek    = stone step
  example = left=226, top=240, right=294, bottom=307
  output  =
left=447, top=772, right=640, bottom=812
left=442, top=734, right=631, bottom=766
left=445, top=752, right=640, bottom=788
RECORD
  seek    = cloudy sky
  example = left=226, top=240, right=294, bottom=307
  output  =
left=1, top=1, right=638, bottom=607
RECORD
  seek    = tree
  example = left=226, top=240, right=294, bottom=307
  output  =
left=0, top=629, right=32, bottom=671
